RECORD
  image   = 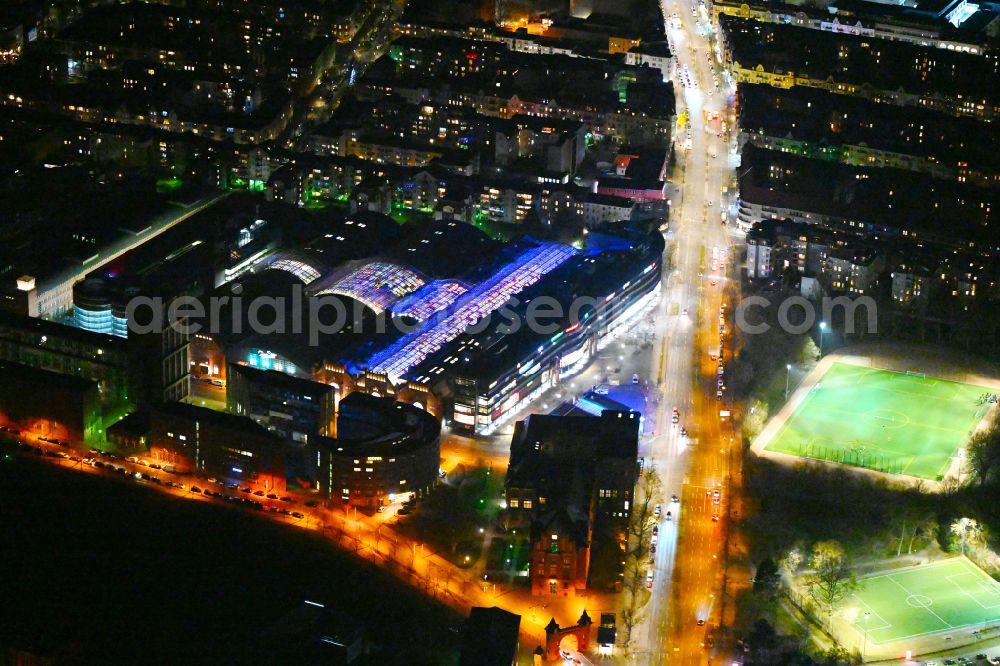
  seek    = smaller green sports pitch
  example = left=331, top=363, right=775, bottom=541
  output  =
left=764, top=362, right=991, bottom=479
left=839, top=558, right=1000, bottom=645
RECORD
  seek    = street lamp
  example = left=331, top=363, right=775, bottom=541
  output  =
left=785, top=363, right=792, bottom=399
left=863, top=611, right=870, bottom=661
left=819, top=321, right=828, bottom=357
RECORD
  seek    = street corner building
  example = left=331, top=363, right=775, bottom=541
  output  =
left=502, top=410, right=641, bottom=597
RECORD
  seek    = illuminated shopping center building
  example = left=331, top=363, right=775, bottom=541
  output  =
left=404, top=227, right=664, bottom=434
left=194, top=218, right=663, bottom=435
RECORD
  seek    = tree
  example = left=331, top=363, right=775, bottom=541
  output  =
left=626, top=466, right=662, bottom=559
left=780, top=545, right=804, bottom=576
left=799, top=337, right=821, bottom=365
left=618, top=555, right=650, bottom=655
left=618, top=467, right=662, bottom=656
left=966, top=422, right=1000, bottom=485
left=747, top=618, right=778, bottom=657
left=951, top=517, right=983, bottom=555
left=753, top=557, right=782, bottom=601
left=908, top=517, right=938, bottom=554
left=819, top=644, right=860, bottom=666
left=806, top=541, right=857, bottom=615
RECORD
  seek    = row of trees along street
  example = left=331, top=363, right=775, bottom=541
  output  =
left=618, top=466, right=662, bottom=657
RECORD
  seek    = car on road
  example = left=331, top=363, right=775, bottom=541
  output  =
left=680, top=427, right=688, bottom=437
left=646, top=572, right=654, bottom=588
left=671, top=493, right=679, bottom=503
left=671, top=408, right=680, bottom=424
left=712, top=489, right=721, bottom=504
left=654, top=503, right=661, bottom=517
left=697, top=618, right=706, bottom=626
left=711, top=514, right=720, bottom=522
left=681, top=308, right=688, bottom=316
left=716, top=389, right=723, bottom=400
left=632, top=373, right=639, bottom=384
left=665, top=511, right=672, bottom=521
left=291, top=512, right=304, bottom=519
left=267, top=494, right=279, bottom=500
left=191, top=486, right=202, bottom=493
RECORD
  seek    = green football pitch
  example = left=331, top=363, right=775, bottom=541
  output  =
left=764, top=362, right=990, bottom=479
left=843, top=558, right=1000, bottom=644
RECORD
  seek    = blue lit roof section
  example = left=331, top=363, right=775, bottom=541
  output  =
left=392, top=280, right=469, bottom=321
left=315, top=261, right=427, bottom=313
left=368, top=242, right=578, bottom=380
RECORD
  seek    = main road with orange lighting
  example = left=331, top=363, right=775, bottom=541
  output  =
left=633, top=0, right=744, bottom=663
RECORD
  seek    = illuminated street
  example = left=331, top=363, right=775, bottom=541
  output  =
left=635, top=0, right=743, bottom=663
